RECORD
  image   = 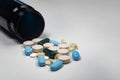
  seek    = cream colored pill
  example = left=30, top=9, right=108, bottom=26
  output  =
left=32, top=38, right=42, bottom=44
left=23, top=41, right=34, bottom=47
left=48, top=46, right=59, bottom=52
left=58, top=44, right=69, bottom=49
left=30, top=53, right=37, bottom=58
left=57, top=49, right=69, bottom=55
left=58, top=55, right=70, bottom=64
left=43, top=43, right=54, bottom=48
left=32, top=45, right=43, bottom=53
left=36, top=52, right=45, bottom=58
left=61, top=39, right=67, bottom=44
left=45, top=60, right=53, bottom=66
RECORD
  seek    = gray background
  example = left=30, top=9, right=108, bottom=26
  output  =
left=0, top=0, right=120, bottom=80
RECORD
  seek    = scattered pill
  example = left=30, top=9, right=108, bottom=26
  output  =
left=23, top=41, right=34, bottom=47
left=37, top=38, right=50, bottom=45
left=61, top=39, right=67, bottom=44
left=70, top=43, right=78, bottom=50
left=59, top=44, right=69, bottom=49
left=30, top=53, right=37, bottom=58
left=50, top=60, right=63, bottom=71
left=48, top=46, right=59, bottom=52
left=58, top=55, right=70, bottom=64
left=38, top=56, right=45, bottom=67
left=57, top=49, right=69, bottom=55
left=32, top=45, right=43, bottom=53
left=32, top=38, right=42, bottom=44
left=43, top=43, right=54, bottom=48
left=36, top=52, right=45, bottom=58
left=50, top=40, right=60, bottom=46
left=45, top=60, right=53, bottom=66
left=72, top=50, right=80, bottom=61
left=24, top=46, right=32, bottom=56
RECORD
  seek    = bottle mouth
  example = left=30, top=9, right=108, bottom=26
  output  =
left=15, top=11, right=45, bottom=41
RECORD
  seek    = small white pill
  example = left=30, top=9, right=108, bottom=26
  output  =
left=45, top=60, right=53, bottom=66
left=32, top=45, right=43, bottom=53
left=32, top=38, right=42, bottom=44
left=57, top=49, right=69, bottom=55
left=23, top=41, right=34, bottom=47
left=43, top=43, right=54, bottom=48
left=30, top=53, right=37, bottom=58
left=48, top=46, right=59, bottom=52
left=58, top=44, right=69, bottom=49
left=44, top=56, right=49, bottom=60
left=58, top=55, right=70, bottom=64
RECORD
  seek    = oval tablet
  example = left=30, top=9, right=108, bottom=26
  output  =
left=30, top=53, right=37, bottom=58
left=57, top=49, right=69, bottom=55
left=59, top=44, right=69, bottom=49
left=58, top=55, right=70, bottom=64
left=24, top=46, right=32, bottom=56
left=32, top=38, right=42, bottom=44
left=50, top=60, right=63, bottom=71
left=38, top=56, right=45, bottom=67
left=32, top=45, right=43, bottom=53
left=72, top=50, right=80, bottom=61
left=48, top=46, right=59, bottom=52
left=43, top=43, right=54, bottom=48
left=23, top=41, right=34, bottom=47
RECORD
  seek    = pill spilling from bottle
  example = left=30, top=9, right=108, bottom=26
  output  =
left=23, top=38, right=81, bottom=71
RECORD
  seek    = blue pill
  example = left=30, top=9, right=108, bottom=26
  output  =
left=50, top=40, right=60, bottom=46
left=50, top=60, right=63, bottom=71
left=24, top=46, right=32, bottom=56
left=72, top=50, right=80, bottom=61
left=38, top=56, right=45, bottom=67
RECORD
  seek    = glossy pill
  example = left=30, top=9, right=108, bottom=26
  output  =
left=72, top=51, right=80, bottom=61
left=38, top=56, right=45, bottom=67
left=57, top=49, right=69, bottom=55
left=24, top=46, right=32, bottom=56
left=32, top=45, right=43, bottom=53
left=50, top=40, right=60, bottom=46
left=23, top=41, right=34, bottom=47
left=58, top=55, right=70, bottom=64
left=50, top=60, right=63, bottom=71
left=37, top=38, right=50, bottom=45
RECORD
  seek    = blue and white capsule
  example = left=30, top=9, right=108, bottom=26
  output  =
left=38, top=56, right=45, bottom=67
left=72, top=50, right=80, bottom=61
left=24, top=46, right=32, bottom=56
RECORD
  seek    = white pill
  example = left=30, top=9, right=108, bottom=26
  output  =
left=48, top=46, right=59, bottom=52
left=32, top=45, right=43, bottom=53
left=57, top=49, right=69, bottom=55
left=30, top=53, right=37, bottom=58
left=58, top=55, right=70, bottom=64
left=58, top=44, right=69, bottom=49
left=44, top=56, right=49, bottom=60
left=32, top=38, right=42, bottom=44
left=43, top=43, right=54, bottom=48
left=45, top=60, right=53, bottom=66
left=23, top=41, right=34, bottom=47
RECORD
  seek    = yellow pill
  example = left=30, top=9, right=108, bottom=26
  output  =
left=36, top=52, right=45, bottom=58
left=61, top=39, right=67, bottom=44
left=70, top=43, right=78, bottom=49
left=45, top=60, right=53, bottom=66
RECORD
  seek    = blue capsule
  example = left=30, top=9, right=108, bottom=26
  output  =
left=38, top=56, right=45, bottom=67
left=50, top=60, right=63, bottom=71
left=24, top=46, right=32, bottom=56
left=50, top=40, right=60, bottom=46
left=72, top=50, right=80, bottom=61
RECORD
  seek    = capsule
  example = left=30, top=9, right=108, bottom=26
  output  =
left=50, top=60, right=63, bottom=71
left=50, top=40, right=60, bottom=46
left=37, top=38, right=50, bottom=45
left=72, top=50, right=80, bottom=61
left=38, top=56, right=45, bottom=67
left=24, top=46, right=32, bottom=56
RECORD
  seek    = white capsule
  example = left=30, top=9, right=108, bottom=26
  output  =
left=23, top=41, right=34, bottom=47
left=32, top=38, right=42, bottom=44
left=48, top=46, right=59, bottom=52
left=30, top=53, right=37, bottom=58
left=58, top=55, right=70, bottom=64
left=43, top=43, right=54, bottom=48
left=32, top=45, right=43, bottom=53
left=57, top=49, right=69, bottom=55
left=58, top=44, right=69, bottom=49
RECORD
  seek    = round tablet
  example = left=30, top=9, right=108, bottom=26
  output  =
left=43, top=43, right=54, bottom=48
left=58, top=44, right=69, bottom=49
left=32, top=45, right=43, bottom=53
left=45, top=60, right=53, bottom=66
left=32, top=38, right=42, bottom=44
left=57, top=49, right=69, bottom=55
left=58, top=55, right=70, bottom=64
left=23, top=41, right=34, bottom=47
left=48, top=46, right=59, bottom=52
left=30, top=53, right=37, bottom=58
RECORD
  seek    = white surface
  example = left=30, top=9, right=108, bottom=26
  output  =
left=0, top=0, right=120, bottom=80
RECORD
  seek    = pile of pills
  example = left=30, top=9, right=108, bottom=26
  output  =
left=23, top=38, right=80, bottom=71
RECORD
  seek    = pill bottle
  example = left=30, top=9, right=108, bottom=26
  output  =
left=0, top=0, right=45, bottom=43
